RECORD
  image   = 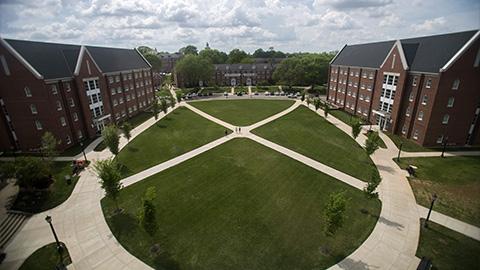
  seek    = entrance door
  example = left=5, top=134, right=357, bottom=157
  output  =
left=96, top=120, right=105, bottom=133
left=376, top=115, right=386, bottom=131
left=246, top=78, right=252, bottom=86
left=231, top=78, right=236, bottom=86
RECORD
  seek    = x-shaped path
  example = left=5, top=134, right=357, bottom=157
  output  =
left=2, top=94, right=479, bottom=270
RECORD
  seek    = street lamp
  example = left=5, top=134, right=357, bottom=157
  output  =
left=441, top=136, right=449, bottom=158
left=45, top=215, right=65, bottom=269
left=397, top=143, right=403, bottom=162
left=79, top=142, right=88, bottom=163
left=424, top=194, right=438, bottom=228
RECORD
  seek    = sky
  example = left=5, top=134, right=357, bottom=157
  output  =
left=0, top=0, right=479, bottom=53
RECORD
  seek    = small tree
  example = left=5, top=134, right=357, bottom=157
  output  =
left=160, top=98, right=168, bottom=114
left=324, top=191, right=348, bottom=236
left=306, top=97, right=311, bottom=107
left=364, top=170, right=381, bottom=198
left=314, top=99, right=321, bottom=111
left=41, top=132, right=59, bottom=162
left=14, top=157, right=52, bottom=191
left=365, top=131, right=381, bottom=156
left=94, top=158, right=122, bottom=211
left=139, top=187, right=157, bottom=236
left=152, top=99, right=160, bottom=120
left=169, top=95, right=176, bottom=108
left=301, top=94, right=305, bottom=102
left=324, top=103, right=330, bottom=118
left=102, top=125, right=120, bottom=155
left=351, top=120, right=362, bottom=139
left=176, top=92, right=183, bottom=102
left=121, top=122, right=132, bottom=142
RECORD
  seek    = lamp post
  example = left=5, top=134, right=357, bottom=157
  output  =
left=79, top=142, right=88, bottom=163
left=397, top=143, right=403, bottom=162
left=441, top=136, right=449, bottom=158
left=424, top=194, right=438, bottom=228
left=45, top=215, right=65, bottom=269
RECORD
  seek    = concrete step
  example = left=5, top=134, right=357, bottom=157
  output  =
left=0, top=211, right=29, bottom=249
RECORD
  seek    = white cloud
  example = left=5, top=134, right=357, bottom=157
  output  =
left=412, top=17, right=447, bottom=32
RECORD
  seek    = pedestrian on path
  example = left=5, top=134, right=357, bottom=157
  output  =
left=225, top=130, right=228, bottom=136
left=239, top=127, right=242, bottom=133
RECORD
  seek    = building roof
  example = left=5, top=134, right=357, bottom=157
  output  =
left=2, top=39, right=151, bottom=80
left=214, top=63, right=276, bottom=72
left=331, top=30, right=479, bottom=73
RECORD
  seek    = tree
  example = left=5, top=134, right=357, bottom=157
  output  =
left=227, top=49, right=250, bottom=64
left=152, top=99, right=160, bottom=120
left=14, top=157, right=52, bottom=191
left=314, top=99, right=321, bottom=111
left=306, top=97, right=311, bottom=107
left=120, top=122, right=132, bottom=142
left=139, top=187, right=157, bottom=236
left=272, top=53, right=334, bottom=86
left=144, top=54, right=162, bottom=72
left=102, top=125, right=120, bottom=155
left=41, top=132, right=59, bottom=162
left=169, top=95, right=176, bottom=108
left=324, top=103, right=330, bottom=118
left=176, top=92, right=183, bottom=102
left=364, top=170, right=381, bottom=198
left=160, top=99, right=168, bottom=114
left=199, top=48, right=228, bottom=64
left=351, top=120, right=362, bottom=139
left=174, top=54, right=214, bottom=87
left=137, top=46, right=156, bottom=55
left=365, top=131, right=381, bottom=155
left=179, top=45, right=198, bottom=55
left=94, top=158, right=122, bottom=211
left=324, top=191, right=348, bottom=236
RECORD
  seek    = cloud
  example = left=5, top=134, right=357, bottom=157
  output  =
left=412, top=17, right=447, bottom=32
left=314, top=0, right=393, bottom=10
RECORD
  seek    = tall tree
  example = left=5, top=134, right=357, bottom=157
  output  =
left=314, top=99, right=321, bottom=111
left=227, top=49, right=249, bottom=64
left=324, top=191, right=348, bottom=236
left=120, top=122, right=132, bottom=142
left=272, top=53, right=334, bottom=86
left=160, top=99, right=168, bottom=114
left=179, top=45, right=198, bottom=55
left=199, top=48, right=228, bottom=64
left=14, top=157, right=51, bottom=191
left=102, top=125, right=120, bottom=155
left=365, top=131, right=381, bottom=155
left=139, top=187, right=157, bottom=236
left=351, top=120, right=362, bottom=139
left=364, top=169, right=381, bottom=198
left=174, top=54, right=214, bottom=87
left=137, top=46, right=156, bottom=55
left=143, top=54, right=162, bottom=72
left=41, top=132, right=59, bottom=162
left=94, top=158, right=122, bottom=211
left=324, top=103, right=330, bottom=118
left=152, top=100, right=160, bottom=120
left=169, top=95, right=176, bottom=108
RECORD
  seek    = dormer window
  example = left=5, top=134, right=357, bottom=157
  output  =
left=51, top=85, right=58, bottom=95
left=24, top=87, right=32, bottom=97
left=452, top=79, right=460, bottom=90
left=426, top=78, right=432, bottom=88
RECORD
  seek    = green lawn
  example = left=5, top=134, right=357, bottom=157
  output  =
left=253, top=106, right=378, bottom=182
left=125, top=111, right=154, bottom=129
left=330, top=109, right=365, bottom=126
left=387, top=132, right=480, bottom=152
left=116, top=107, right=228, bottom=177
left=416, top=219, right=480, bottom=270
left=11, top=162, right=79, bottom=213
left=102, top=139, right=381, bottom=270
left=396, top=156, right=480, bottom=227
left=188, top=99, right=294, bottom=126
left=19, top=242, right=71, bottom=270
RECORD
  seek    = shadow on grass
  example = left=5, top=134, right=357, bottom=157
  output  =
left=156, top=124, right=168, bottom=129
left=109, top=212, right=137, bottom=238
left=337, top=257, right=378, bottom=270
left=118, top=163, right=133, bottom=176
left=127, top=146, right=139, bottom=153
left=152, top=251, right=180, bottom=270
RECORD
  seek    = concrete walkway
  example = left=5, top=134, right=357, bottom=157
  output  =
left=400, top=150, right=480, bottom=158
left=4, top=97, right=479, bottom=270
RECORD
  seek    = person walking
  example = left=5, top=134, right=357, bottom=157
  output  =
left=239, top=127, right=241, bottom=133
left=225, top=130, right=228, bottom=136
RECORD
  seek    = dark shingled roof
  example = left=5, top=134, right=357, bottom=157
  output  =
left=5, top=39, right=80, bottom=79
left=331, top=30, right=478, bottom=73
left=214, top=63, right=276, bottom=72
left=86, top=46, right=150, bottom=73
left=4, top=39, right=151, bottom=79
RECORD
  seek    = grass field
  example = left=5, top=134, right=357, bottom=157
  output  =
left=253, top=106, right=378, bottom=182
left=188, top=99, right=294, bottom=126
left=416, top=219, right=480, bottom=270
left=115, top=107, right=227, bottom=177
left=11, top=161, right=79, bottom=213
left=396, top=156, right=480, bottom=227
left=19, top=242, right=71, bottom=270
left=102, top=139, right=381, bottom=270
left=330, top=109, right=365, bottom=126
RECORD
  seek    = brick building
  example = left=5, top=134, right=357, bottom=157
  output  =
left=159, top=52, right=182, bottom=73
left=327, top=30, right=480, bottom=147
left=0, top=38, right=156, bottom=152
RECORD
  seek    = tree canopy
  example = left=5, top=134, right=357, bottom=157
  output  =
left=272, top=53, right=335, bottom=86
left=227, top=49, right=251, bottom=64
left=143, top=54, right=162, bottom=72
left=252, top=48, right=286, bottom=58
left=199, top=48, right=228, bottom=64
left=179, top=45, right=198, bottom=55
left=174, top=54, right=214, bottom=87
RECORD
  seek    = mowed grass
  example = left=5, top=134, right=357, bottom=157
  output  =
left=188, top=99, right=294, bottom=126
left=19, top=242, right=71, bottom=270
left=396, top=156, right=480, bottom=227
left=416, top=219, right=480, bottom=269
left=102, top=139, right=381, bottom=270
left=116, top=107, right=228, bottom=177
left=253, top=106, right=378, bottom=182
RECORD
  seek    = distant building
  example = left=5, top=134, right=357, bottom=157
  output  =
left=327, top=30, right=480, bottom=147
left=0, top=38, right=156, bottom=152
left=158, top=52, right=182, bottom=73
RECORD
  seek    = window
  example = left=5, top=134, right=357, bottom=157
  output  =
left=368, top=73, right=373, bottom=79
left=73, top=112, right=78, bottom=122
left=361, top=84, right=365, bottom=89
left=412, top=77, right=417, bottom=86
left=447, top=97, right=455, bottom=108
left=418, top=111, right=424, bottom=121
left=409, top=92, right=414, bottom=102
left=117, top=87, right=122, bottom=94
left=347, top=91, right=351, bottom=96
left=113, top=99, right=118, bottom=106
left=422, top=95, right=428, bottom=105
left=355, top=71, right=359, bottom=77
left=64, top=82, right=71, bottom=92
left=0, top=55, right=10, bottom=76
left=35, top=120, right=43, bottom=130
left=66, top=136, right=71, bottom=144
left=402, top=125, right=407, bottom=134
left=365, top=95, right=370, bottom=102
left=360, top=94, right=364, bottom=100
left=437, top=135, right=444, bottom=144
left=367, top=85, right=372, bottom=91
left=442, top=114, right=449, bottom=124
left=69, top=98, right=75, bottom=107
left=123, top=74, right=127, bottom=81
left=119, top=98, right=124, bottom=104
left=108, top=76, right=114, bottom=84
left=51, top=85, right=58, bottom=95
left=406, top=107, right=411, bottom=116
left=115, top=75, right=120, bottom=82
left=425, top=78, right=432, bottom=88
left=24, top=87, right=32, bottom=97
left=56, top=100, right=62, bottom=111
left=111, top=88, right=116, bottom=95
left=30, top=104, right=37, bottom=114
left=60, top=117, right=66, bottom=126
left=387, top=76, right=393, bottom=85
left=77, top=130, right=83, bottom=139
left=452, top=79, right=460, bottom=90
left=128, top=73, right=132, bottom=80
left=383, top=75, right=387, bottom=83
left=413, top=130, right=418, bottom=140
left=363, top=73, right=367, bottom=78
left=350, top=71, right=354, bottom=76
